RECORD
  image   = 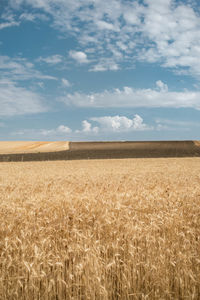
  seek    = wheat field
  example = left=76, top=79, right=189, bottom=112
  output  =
left=0, top=158, right=200, bottom=299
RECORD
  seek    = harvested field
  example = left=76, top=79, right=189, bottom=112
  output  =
left=69, top=140, right=198, bottom=150
left=0, top=141, right=69, bottom=154
left=0, top=158, right=200, bottom=299
left=68, top=140, right=200, bottom=160
left=0, top=140, right=200, bottom=161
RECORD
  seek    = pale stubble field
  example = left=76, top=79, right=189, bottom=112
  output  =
left=0, top=158, right=200, bottom=299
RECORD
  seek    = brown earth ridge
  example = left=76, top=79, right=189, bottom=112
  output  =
left=0, top=141, right=200, bottom=162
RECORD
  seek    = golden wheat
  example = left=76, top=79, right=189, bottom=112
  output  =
left=0, top=158, right=200, bottom=299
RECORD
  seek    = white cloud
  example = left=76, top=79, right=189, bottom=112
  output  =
left=40, top=125, right=72, bottom=136
left=82, top=120, right=99, bottom=133
left=0, top=80, right=46, bottom=116
left=0, top=55, right=56, bottom=118
left=0, top=21, right=20, bottom=30
left=60, top=81, right=200, bottom=110
left=57, top=125, right=71, bottom=133
left=90, top=59, right=119, bottom=72
left=69, top=51, right=89, bottom=64
left=154, top=117, right=200, bottom=131
left=138, top=0, right=200, bottom=77
left=82, top=120, right=91, bottom=132
left=4, top=0, right=200, bottom=78
left=37, top=55, right=63, bottom=65
left=155, top=118, right=200, bottom=127
left=61, top=78, right=71, bottom=87
left=0, top=55, right=56, bottom=81
left=76, top=120, right=99, bottom=134
left=156, top=80, right=168, bottom=92
left=37, top=81, right=44, bottom=88
left=75, top=115, right=151, bottom=134
left=0, top=11, right=21, bottom=29
left=91, top=115, right=151, bottom=132
left=123, top=8, right=141, bottom=25
left=15, top=125, right=72, bottom=137
left=13, top=114, right=151, bottom=139
left=19, top=12, right=49, bottom=22
left=96, top=20, right=116, bottom=31
left=19, top=13, right=36, bottom=21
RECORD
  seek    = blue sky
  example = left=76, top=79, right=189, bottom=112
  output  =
left=0, top=0, right=200, bottom=141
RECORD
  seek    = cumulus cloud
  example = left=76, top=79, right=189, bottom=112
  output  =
left=156, top=80, right=168, bottom=92
left=60, top=81, right=200, bottom=110
left=69, top=51, right=89, bottom=64
left=82, top=120, right=92, bottom=132
left=13, top=114, right=151, bottom=139
left=91, top=115, right=151, bottom=132
left=76, top=120, right=99, bottom=134
left=0, top=79, right=46, bottom=116
left=75, top=114, right=152, bottom=134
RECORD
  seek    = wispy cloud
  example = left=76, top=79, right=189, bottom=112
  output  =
left=90, top=59, right=119, bottom=72
left=0, top=55, right=57, bottom=117
left=60, top=81, right=200, bottom=110
left=0, top=55, right=56, bottom=81
left=0, top=21, right=20, bottom=30
left=14, top=125, right=72, bottom=137
left=37, top=55, right=63, bottom=65
left=19, top=12, right=49, bottom=22
left=0, top=79, right=46, bottom=116
left=0, top=10, right=20, bottom=29
left=155, top=118, right=200, bottom=128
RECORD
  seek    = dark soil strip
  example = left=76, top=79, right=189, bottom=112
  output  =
left=0, top=141, right=200, bottom=162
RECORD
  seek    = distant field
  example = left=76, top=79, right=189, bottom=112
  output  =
left=0, top=140, right=200, bottom=161
left=0, top=141, right=69, bottom=154
left=0, top=158, right=200, bottom=299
